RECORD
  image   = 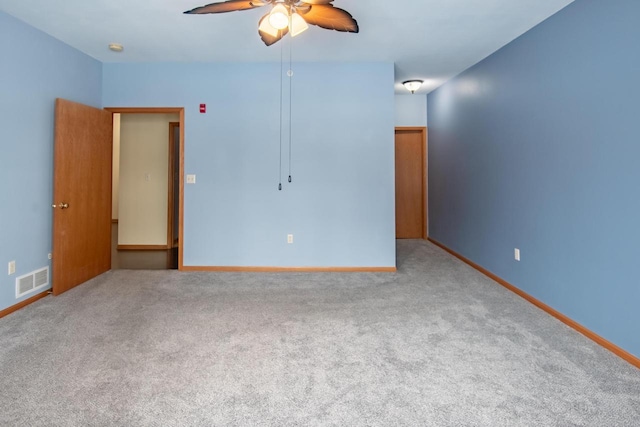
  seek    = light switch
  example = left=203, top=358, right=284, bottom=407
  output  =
left=186, top=174, right=196, bottom=184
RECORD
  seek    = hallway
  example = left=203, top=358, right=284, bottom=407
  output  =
left=110, top=223, right=177, bottom=270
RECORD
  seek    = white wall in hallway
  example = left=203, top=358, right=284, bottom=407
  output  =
left=118, top=113, right=179, bottom=246
left=112, top=113, right=121, bottom=220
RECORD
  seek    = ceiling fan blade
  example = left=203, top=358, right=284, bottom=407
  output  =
left=300, top=0, right=334, bottom=4
left=258, top=15, right=289, bottom=46
left=300, top=4, right=359, bottom=33
left=184, top=0, right=262, bottom=14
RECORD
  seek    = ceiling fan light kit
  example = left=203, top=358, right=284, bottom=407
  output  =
left=258, top=15, right=280, bottom=37
left=289, top=13, right=309, bottom=37
left=268, top=3, right=289, bottom=30
left=403, top=80, right=424, bottom=94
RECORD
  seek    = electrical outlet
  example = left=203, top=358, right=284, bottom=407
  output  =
left=287, top=234, right=293, bottom=244
left=48, top=253, right=52, bottom=260
left=8, top=261, right=16, bottom=275
left=186, top=174, right=196, bottom=184
left=514, top=248, right=521, bottom=262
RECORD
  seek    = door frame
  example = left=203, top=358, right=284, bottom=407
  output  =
left=168, top=121, right=180, bottom=249
left=105, top=107, right=185, bottom=270
left=395, top=126, right=428, bottom=239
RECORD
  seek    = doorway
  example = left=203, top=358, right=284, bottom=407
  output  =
left=395, top=127, right=428, bottom=239
left=107, top=108, right=185, bottom=270
left=51, top=102, right=184, bottom=295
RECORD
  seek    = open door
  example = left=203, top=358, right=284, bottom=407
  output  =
left=52, top=99, right=112, bottom=295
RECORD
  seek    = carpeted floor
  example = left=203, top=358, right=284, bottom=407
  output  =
left=1, top=240, right=639, bottom=426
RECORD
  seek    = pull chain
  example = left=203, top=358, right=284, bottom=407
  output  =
left=278, top=30, right=283, bottom=191
left=288, top=34, right=293, bottom=184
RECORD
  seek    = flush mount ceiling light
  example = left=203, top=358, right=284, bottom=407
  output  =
left=403, top=80, right=423, bottom=94
left=185, top=0, right=358, bottom=46
left=108, top=43, right=124, bottom=52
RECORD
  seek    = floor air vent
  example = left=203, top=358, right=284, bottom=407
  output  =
left=16, top=267, right=49, bottom=298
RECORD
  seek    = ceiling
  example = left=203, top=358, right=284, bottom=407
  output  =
left=0, top=0, right=574, bottom=93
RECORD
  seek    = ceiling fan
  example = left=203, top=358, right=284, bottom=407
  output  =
left=184, top=0, right=359, bottom=46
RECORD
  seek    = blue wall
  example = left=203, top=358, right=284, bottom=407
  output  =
left=395, top=94, right=427, bottom=127
left=103, top=62, right=396, bottom=267
left=428, top=0, right=640, bottom=357
left=0, top=12, right=102, bottom=311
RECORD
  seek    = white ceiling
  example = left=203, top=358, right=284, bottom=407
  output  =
left=0, top=0, right=573, bottom=93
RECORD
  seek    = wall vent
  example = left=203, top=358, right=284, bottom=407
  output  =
left=15, top=267, right=50, bottom=299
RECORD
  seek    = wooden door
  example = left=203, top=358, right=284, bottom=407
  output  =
left=52, top=99, right=113, bottom=295
left=395, top=128, right=427, bottom=239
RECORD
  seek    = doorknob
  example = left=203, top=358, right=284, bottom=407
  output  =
left=52, top=203, right=69, bottom=209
